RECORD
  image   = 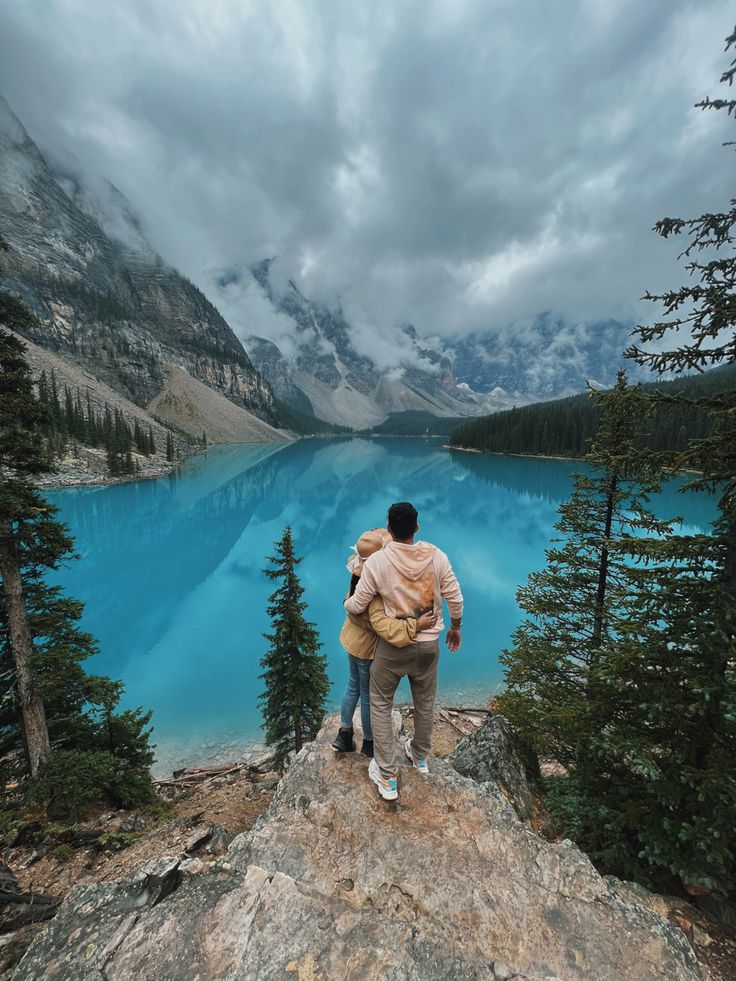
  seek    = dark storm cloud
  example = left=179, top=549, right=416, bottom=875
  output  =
left=0, top=0, right=732, bottom=344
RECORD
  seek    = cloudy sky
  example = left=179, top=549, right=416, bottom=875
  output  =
left=0, top=0, right=732, bottom=344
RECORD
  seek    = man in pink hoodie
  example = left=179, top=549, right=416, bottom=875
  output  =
left=344, top=501, right=463, bottom=800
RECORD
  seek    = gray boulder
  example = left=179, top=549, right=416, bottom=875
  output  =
left=449, top=711, right=541, bottom=821
left=14, top=723, right=701, bottom=980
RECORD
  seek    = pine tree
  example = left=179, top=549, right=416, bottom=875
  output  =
left=614, top=28, right=736, bottom=894
left=0, top=245, right=53, bottom=775
left=498, top=373, right=669, bottom=766
left=259, top=527, right=329, bottom=771
left=165, top=431, right=174, bottom=462
left=0, top=239, right=154, bottom=808
left=49, top=370, right=61, bottom=428
left=86, top=391, right=97, bottom=445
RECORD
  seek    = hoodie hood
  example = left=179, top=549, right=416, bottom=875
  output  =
left=383, top=541, right=437, bottom=581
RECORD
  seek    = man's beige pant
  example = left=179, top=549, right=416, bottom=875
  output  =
left=370, top=637, right=440, bottom=780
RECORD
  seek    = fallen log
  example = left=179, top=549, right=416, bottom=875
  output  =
left=154, top=764, right=244, bottom=787
left=0, top=862, right=60, bottom=933
left=154, top=753, right=276, bottom=790
left=437, top=706, right=491, bottom=716
left=438, top=711, right=471, bottom=736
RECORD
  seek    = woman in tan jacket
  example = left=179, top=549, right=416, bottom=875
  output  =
left=332, top=529, right=437, bottom=756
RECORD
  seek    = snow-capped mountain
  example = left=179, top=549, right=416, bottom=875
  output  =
left=449, top=314, right=636, bottom=400
left=210, top=260, right=518, bottom=430
left=210, top=259, right=635, bottom=430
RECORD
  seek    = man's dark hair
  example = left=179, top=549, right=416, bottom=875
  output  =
left=387, top=502, right=418, bottom=541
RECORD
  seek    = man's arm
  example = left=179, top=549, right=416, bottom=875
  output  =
left=344, top=561, right=379, bottom=615
left=438, top=551, right=463, bottom=651
left=438, top=552, right=463, bottom=623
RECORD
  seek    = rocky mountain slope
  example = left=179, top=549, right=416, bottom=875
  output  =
left=0, top=96, right=274, bottom=423
left=237, top=260, right=489, bottom=430
left=14, top=719, right=703, bottom=980
left=219, top=259, right=636, bottom=430
left=149, top=367, right=289, bottom=444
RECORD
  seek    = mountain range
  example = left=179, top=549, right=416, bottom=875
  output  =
left=215, top=261, right=637, bottom=430
left=1, top=94, right=637, bottom=436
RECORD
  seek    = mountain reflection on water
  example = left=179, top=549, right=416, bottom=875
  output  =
left=46, top=438, right=716, bottom=773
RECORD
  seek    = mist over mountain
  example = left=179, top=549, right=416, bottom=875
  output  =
left=0, top=95, right=273, bottom=421
left=0, top=93, right=669, bottom=433
left=207, top=258, right=636, bottom=429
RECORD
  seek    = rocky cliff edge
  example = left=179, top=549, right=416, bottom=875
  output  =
left=13, top=721, right=701, bottom=980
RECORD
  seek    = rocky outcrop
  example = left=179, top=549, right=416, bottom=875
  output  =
left=15, top=723, right=701, bottom=980
left=449, top=711, right=541, bottom=822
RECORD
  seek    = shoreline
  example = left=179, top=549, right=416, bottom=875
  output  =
left=38, top=458, right=184, bottom=491
left=445, top=444, right=581, bottom=462
left=445, top=444, right=704, bottom=475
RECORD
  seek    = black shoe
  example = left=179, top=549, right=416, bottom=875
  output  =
left=361, top=739, right=374, bottom=757
left=332, top=728, right=356, bottom=752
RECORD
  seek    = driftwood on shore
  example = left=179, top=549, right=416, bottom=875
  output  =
left=153, top=754, right=275, bottom=790
left=399, top=704, right=491, bottom=737
left=438, top=706, right=491, bottom=715
left=0, top=862, right=59, bottom=933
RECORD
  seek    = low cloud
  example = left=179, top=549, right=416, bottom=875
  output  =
left=0, top=0, right=732, bottom=345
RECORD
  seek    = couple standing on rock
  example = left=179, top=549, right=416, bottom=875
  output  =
left=332, top=501, right=464, bottom=801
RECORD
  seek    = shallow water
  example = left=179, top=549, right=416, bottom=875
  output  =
left=46, top=437, right=716, bottom=773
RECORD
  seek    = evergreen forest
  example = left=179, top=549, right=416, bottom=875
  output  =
left=449, top=363, right=736, bottom=458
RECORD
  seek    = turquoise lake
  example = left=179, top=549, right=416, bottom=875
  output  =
left=46, top=437, right=717, bottom=774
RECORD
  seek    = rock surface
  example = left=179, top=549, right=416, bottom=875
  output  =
left=14, top=722, right=702, bottom=980
left=148, top=366, right=289, bottom=444
left=449, top=711, right=541, bottom=821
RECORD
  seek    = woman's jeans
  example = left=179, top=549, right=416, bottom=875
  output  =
left=339, top=654, right=373, bottom=741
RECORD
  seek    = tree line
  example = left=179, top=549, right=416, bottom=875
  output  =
left=449, top=363, right=735, bottom=458
left=36, top=369, right=164, bottom=475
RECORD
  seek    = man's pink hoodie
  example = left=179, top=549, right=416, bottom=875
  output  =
left=344, top=540, right=463, bottom=643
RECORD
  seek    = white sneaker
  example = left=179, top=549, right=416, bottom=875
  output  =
left=368, top=758, right=398, bottom=800
left=405, top=738, right=429, bottom=775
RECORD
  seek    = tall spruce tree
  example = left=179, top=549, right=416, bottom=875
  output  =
left=0, top=238, right=154, bottom=811
left=614, top=28, right=736, bottom=894
left=259, top=527, right=329, bottom=771
left=0, top=240, right=53, bottom=774
left=498, top=373, right=669, bottom=767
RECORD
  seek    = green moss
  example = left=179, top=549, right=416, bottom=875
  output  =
left=98, top=831, right=142, bottom=851
left=51, top=844, right=75, bottom=863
